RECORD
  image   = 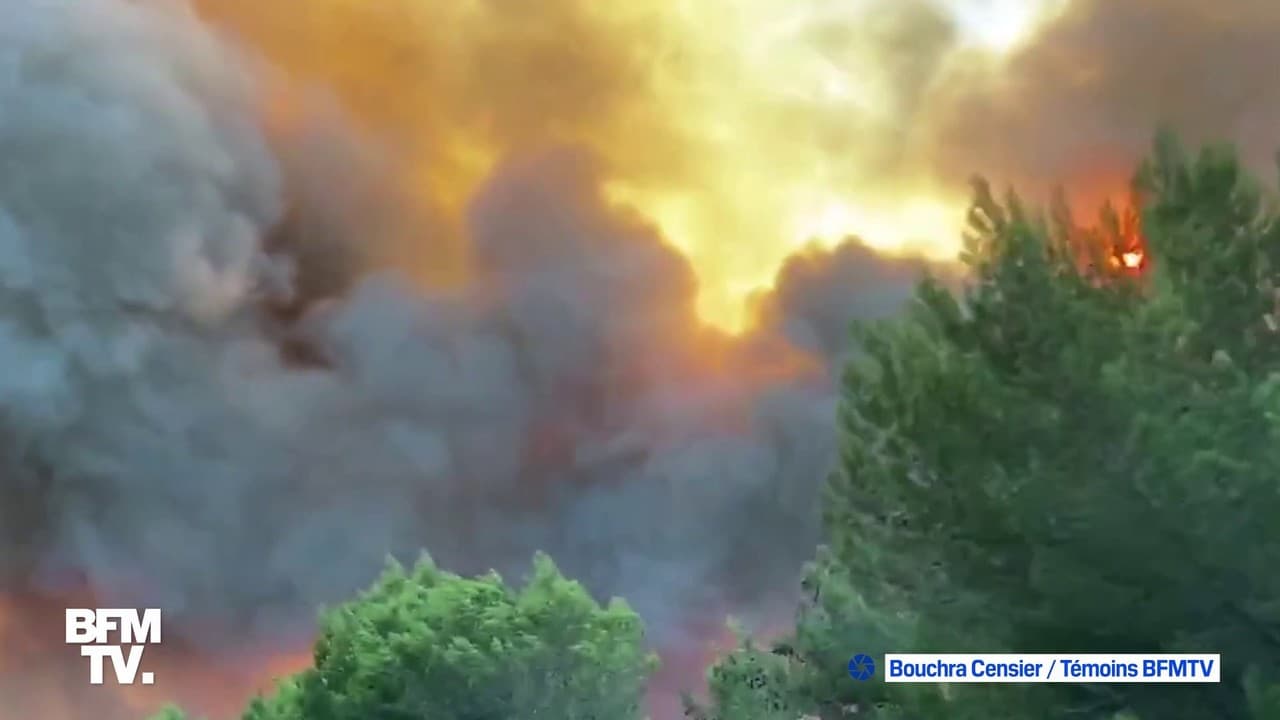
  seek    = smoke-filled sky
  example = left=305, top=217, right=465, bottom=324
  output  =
left=3, top=0, right=1280, bottom=718
left=188, top=0, right=1280, bottom=330
left=192, top=0, right=1078, bottom=329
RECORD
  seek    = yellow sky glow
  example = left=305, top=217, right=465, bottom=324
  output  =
left=197, top=0, right=1068, bottom=331
left=602, top=0, right=1065, bottom=329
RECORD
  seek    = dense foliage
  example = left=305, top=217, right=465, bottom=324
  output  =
left=152, top=553, right=654, bottom=720
left=690, top=132, right=1280, bottom=719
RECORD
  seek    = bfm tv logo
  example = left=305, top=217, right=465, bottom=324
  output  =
left=65, top=609, right=162, bottom=685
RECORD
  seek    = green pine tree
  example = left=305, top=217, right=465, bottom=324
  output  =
left=151, top=552, right=656, bottom=720
left=696, top=132, right=1280, bottom=719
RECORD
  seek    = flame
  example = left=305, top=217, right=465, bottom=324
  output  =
left=1092, top=190, right=1148, bottom=275
left=1113, top=194, right=1147, bottom=273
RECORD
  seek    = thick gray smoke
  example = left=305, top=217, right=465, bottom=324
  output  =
left=0, top=0, right=935, bottom=716
left=917, top=0, right=1280, bottom=200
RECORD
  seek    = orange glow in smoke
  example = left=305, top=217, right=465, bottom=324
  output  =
left=0, top=583, right=313, bottom=720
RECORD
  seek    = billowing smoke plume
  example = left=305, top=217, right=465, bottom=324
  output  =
left=9, top=0, right=1270, bottom=716
left=917, top=0, right=1280, bottom=204
left=0, top=1, right=933, bottom=717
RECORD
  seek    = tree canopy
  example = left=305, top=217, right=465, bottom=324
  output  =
left=152, top=552, right=655, bottom=720
left=692, top=132, right=1280, bottom=720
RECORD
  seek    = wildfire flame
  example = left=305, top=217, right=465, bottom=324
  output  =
left=1095, top=189, right=1148, bottom=275
left=1120, top=249, right=1144, bottom=269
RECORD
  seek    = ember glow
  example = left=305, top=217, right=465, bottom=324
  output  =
left=1102, top=195, right=1149, bottom=274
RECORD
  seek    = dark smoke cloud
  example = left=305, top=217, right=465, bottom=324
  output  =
left=750, top=241, right=940, bottom=367
left=917, top=0, right=1280, bottom=203
left=191, top=0, right=691, bottom=278
left=0, top=1, right=935, bottom=717
left=264, top=95, right=447, bottom=308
